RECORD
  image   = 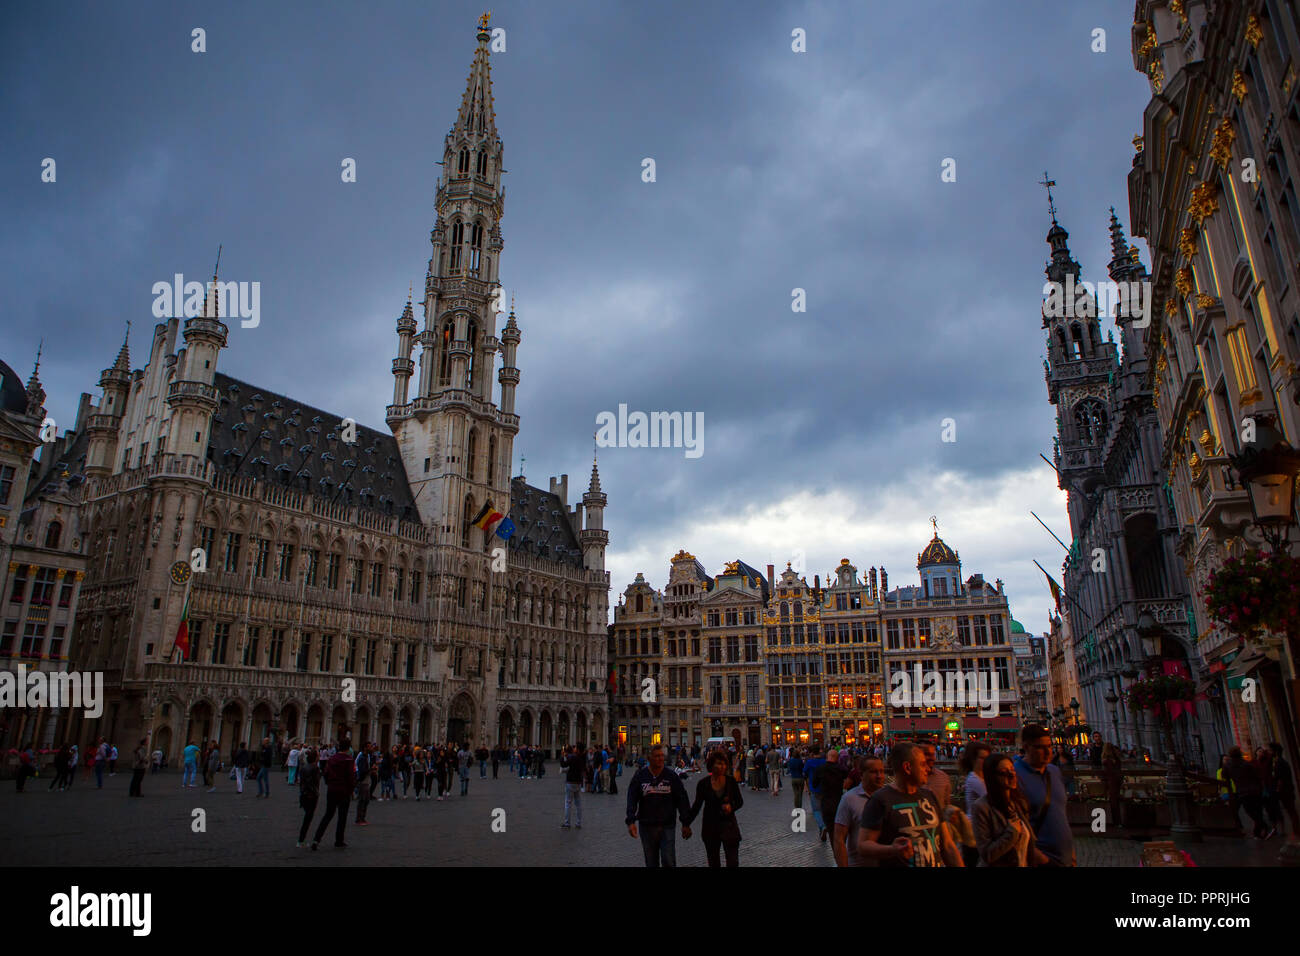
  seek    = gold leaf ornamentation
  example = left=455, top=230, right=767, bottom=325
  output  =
left=1232, top=70, right=1247, bottom=101
left=1175, top=267, right=1193, bottom=296
left=1188, top=181, right=1219, bottom=223
left=1179, top=227, right=1198, bottom=259
left=1208, top=119, right=1235, bottom=170
left=1245, top=15, right=1262, bottom=48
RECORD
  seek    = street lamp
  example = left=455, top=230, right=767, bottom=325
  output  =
left=1104, top=690, right=1120, bottom=750
left=1227, top=414, right=1300, bottom=553
left=1069, top=697, right=1081, bottom=747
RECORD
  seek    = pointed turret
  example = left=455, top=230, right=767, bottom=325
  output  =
left=454, top=13, right=499, bottom=139
left=580, top=448, right=608, bottom=572
left=389, top=291, right=418, bottom=414
left=25, top=341, right=46, bottom=420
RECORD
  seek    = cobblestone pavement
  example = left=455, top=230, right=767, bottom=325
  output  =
left=1, top=768, right=1289, bottom=866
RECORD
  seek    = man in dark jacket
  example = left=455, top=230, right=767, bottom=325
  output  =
left=625, top=743, right=693, bottom=867
left=354, top=743, right=373, bottom=824
left=129, top=738, right=149, bottom=797
left=257, top=737, right=274, bottom=798
left=233, top=744, right=251, bottom=794
left=312, top=738, right=356, bottom=849
left=811, top=749, right=849, bottom=845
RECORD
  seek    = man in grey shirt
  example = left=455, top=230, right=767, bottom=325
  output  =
left=766, top=747, right=782, bottom=795
left=833, top=756, right=886, bottom=866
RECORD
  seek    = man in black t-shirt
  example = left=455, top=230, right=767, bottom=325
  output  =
left=859, top=742, right=962, bottom=868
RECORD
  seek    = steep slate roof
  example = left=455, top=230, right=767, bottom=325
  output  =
left=209, top=373, right=417, bottom=518
left=507, top=476, right=582, bottom=567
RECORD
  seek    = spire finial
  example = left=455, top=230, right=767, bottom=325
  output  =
left=32, top=338, right=42, bottom=377
left=930, top=514, right=939, bottom=536
left=213, top=244, right=222, bottom=280
left=1039, top=171, right=1058, bottom=223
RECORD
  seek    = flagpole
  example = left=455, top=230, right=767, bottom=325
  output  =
left=171, top=569, right=194, bottom=663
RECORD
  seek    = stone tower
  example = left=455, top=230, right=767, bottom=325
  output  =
left=1041, top=202, right=1119, bottom=528
left=388, top=14, right=515, bottom=543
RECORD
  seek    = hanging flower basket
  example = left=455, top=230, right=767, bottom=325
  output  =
left=1205, top=550, right=1300, bottom=639
left=1124, top=674, right=1196, bottom=714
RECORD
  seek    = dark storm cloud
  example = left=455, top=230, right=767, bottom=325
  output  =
left=1, top=1, right=1149, bottom=634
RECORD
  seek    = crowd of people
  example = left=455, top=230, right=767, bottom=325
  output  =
left=619, top=726, right=1299, bottom=867
left=13, top=722, right=1296, bottom=868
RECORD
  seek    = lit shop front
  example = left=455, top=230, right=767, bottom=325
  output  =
left=769, top=721, right=824, bottom=748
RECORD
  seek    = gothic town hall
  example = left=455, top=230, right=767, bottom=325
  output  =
left=12, top=20, right=611, bottom=761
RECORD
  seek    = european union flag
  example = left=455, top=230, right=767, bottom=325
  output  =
left=494, top=516, right=515, bottom=541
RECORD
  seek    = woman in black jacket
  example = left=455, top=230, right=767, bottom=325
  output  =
left=972, top=753, right=1035, bottom=867
left=687, top=750, right=745, bottom=867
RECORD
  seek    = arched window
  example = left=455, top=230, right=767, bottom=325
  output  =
left=462, top=495, right=475, bottom=548
left=780, top=601, right=789, bottom=621
left=1070, top=323, right=1085, bottom=360
left=469, top=222, right=484, bottom=276
left=449, top=221, right=464, bottom=272
left=457, top=148, right=470, bottom=174
left=437, top=320, right=454, bottom=386
left=465, top=318, right=479, bottom=390
left=1074, top=399, right=1109, bottom=446
left=476, top=150, right=487, bottom=177
left=466, top=429, right=478, bottom=482
left=636, top=593, right=643, bottom=613
left=1056, top=329, right=1068, bottom=357
left=45, top=521, right=62, bottom=550
left=487, top=435, right=496, bottom=485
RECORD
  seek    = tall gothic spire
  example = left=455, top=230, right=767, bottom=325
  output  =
left=113, top=321, right=131, bottom=372
left=454, top=13, right=498, bottom=138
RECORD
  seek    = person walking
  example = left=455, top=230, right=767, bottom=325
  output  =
left=973, top=753, right=1038, bottom=866
left=181, top=739, right=200, bottom=789
left=560, top=744, right=587, bottom=829
left=312, top=732, right=356, bottom=850
left=767, top=746, right=782, bottom=795
left=811, top=748, right=848, bottom=847
left=833, top=755, right=886, bottom=867
left=128, top=737, right=149, bottom=797
left=256, top=737, right=273, bottom=798
left=412, top=748, right=428, bottom=801
left=1226, top=747, right=1267, bottom=838
left=354, top=744, right=373, bottom=825
left=625, top=743, right=693, bottom=867
left=378, top=748, right=395, bottom=801
left=491, top=746, right=501, bottom=779
left=1268, top=741, right=1299, bottom=841
left=476, top=744, right=488, bottom=779
left=458, top=744, right=472, bottom=796
left=788, top=748, right=805, bottom=810
left=1101, top=742, right=1125, bottom=830
left=205, top=742, right=221, bottom=792
left=14, top=743, right=36, bottom=792
left=857, top=743, right=963, bottom=867
left=66, top=744, right=78, bottom=788
left=1014, top=725, right=1075, bottom=865
left=94, top=738, right=109, bottom=789
left=49, top=744, right=72, bottom=791
left=287, top=743, right=301, bottom=786
left=959, top=742, right=991, bottom=817
left=686, top=751, right=745, bottom=867
left=296, top=747, right=322, bottom=848
left=233, top=743, right=250, bottom=794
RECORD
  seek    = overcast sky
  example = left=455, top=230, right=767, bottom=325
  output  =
left=2, top=1, right=1152, bottom=635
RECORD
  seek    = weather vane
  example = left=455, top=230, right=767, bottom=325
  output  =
left=1038, top=171, right=1057, bottom=222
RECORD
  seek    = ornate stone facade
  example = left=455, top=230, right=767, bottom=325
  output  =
left=42, top=20, right=610, bottom=762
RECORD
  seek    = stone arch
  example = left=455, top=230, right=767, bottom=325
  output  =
left=557, top=709, right=571, bottom=749
left=575, top=710, right=588, bottom=747
left=447, top=692, right=475, bottom=745
left=519, top=709, right=534, bottom=746
left=218, top=699, right=246, bottom=753
left=539, top=709, right=554, bottom=751
left=497, top=707, right=517, bottom=747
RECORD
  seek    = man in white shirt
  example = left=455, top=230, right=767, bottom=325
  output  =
left=287, top=744, right=302, bottom=785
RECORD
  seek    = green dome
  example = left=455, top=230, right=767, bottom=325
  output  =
left=1010, top=619, right=1027, bottom=634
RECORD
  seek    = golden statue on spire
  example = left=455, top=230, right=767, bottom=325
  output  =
left=930, top=515, right=939, bottom=535
left=479, top=11, right=492, bottom=30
